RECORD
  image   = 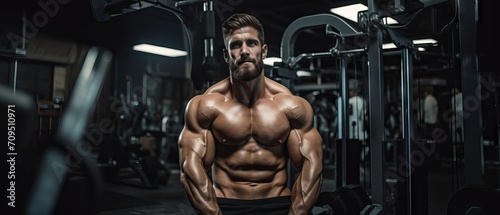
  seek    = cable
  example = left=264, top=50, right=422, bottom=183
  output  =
left=449, top=26, right=460, bottom=194
left=434, top=0, right=458, bottom=36
left=386, top=7, right=426, bottom=29
left=387, top=0, right=458, bottom=36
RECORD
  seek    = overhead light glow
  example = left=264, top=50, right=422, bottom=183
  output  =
left=297, top=70, right=312, bottom=77
left=263, top=57, right=282, bottom=66
left=413, top=39, right=438, bottom=45
left=383, top=43, right=397, bottom=50
left=330, top=3, right=398, bottom=24
left=133, top=44, right=187, bottom=57
left=383, top=38, right=438, bottom=50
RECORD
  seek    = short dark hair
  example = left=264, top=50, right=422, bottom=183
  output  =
left=222, top=13, right=265, bottom=46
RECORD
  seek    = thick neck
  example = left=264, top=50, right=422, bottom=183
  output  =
left=230, top=72, right=266, bottom=107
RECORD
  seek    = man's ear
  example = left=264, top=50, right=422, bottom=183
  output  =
left=223, top=49, right=229, bottom=63
left=262, top=44, right=268, bottom=59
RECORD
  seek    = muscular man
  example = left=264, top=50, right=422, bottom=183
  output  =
left=178, top=13, right=323, bottom=215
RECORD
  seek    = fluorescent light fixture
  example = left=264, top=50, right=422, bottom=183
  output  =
left=383, top=43, right=397, bottom=50
left=330, top=3, right=398, bottom=25
left=413, top=38, right=438, bottom=45
left=418, top=47, right=426, bottom=52
left=133, top=44, right=187, bottom=57
left=263, top=57, right=282, bottom=66
left=297, top=70, right=312, bottom=77
left=383, top=38, right=438, bottom=49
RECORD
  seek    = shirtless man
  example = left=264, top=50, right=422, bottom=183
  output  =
left=178, top=13, right=323, bottom=215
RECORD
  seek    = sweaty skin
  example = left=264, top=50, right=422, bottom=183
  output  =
left=178, top=25, right=323, bottom=215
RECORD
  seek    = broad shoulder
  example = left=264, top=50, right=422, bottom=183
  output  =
left=184, top=94, right=223, bottom=129
left=272, top=93, right=310, bottom=114
left=186, top=93, right=224, bottom=109
left=263, top=79, right=312, bottom=125
left=273, top=93, right=313, bottom=129
left=184, top=80, right=230, bottom=127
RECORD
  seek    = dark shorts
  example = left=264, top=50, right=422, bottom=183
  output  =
left=217, top=196, right=291, bottom=215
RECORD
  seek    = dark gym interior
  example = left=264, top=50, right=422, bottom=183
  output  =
left=1, top=0, right=499, bottom=214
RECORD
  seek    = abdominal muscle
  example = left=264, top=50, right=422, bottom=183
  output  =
left=212, top=140, right=291, bottom=199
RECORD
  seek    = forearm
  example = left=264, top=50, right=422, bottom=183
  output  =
left=289, top=161, right=323, bottom=215
left=180, top=168, right=221, bottom=215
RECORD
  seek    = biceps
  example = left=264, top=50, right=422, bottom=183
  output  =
left=178, top=128, right=215, bottom=171
left=288, top=128, right=323, bottom=168
left=301, top=129, right=323, bottom=160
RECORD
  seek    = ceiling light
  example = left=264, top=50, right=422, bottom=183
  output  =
left=263, top=57, right=282, bottom=66
left=330, top=3, right=398, bottom=24
left=413, top=38, right=438, bottom=45
left=133, top=44, right=187, bottom=57
left=297, top=70, right=312, bottom=77
left=383, top=38, right=438, bottom=49
left=383, top=43, right=397, bottom=50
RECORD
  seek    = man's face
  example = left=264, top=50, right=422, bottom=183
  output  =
left=224, top=26, right=267, bottom=81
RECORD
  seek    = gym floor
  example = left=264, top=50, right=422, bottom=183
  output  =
left=95, top=168, right=194, bottom=215
left=93, top=163, right=457, bottom=215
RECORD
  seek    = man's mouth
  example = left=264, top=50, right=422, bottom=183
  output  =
left=237, top=60, right=254, bottom=65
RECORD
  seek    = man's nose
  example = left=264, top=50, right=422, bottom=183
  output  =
left=240, top=44, right=250, bottom=57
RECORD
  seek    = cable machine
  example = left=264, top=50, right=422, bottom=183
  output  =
left=275, top=0, right=450, bottom=214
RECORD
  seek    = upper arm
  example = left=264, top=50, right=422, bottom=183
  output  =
left=178, top=96, right=216, bottom=172
left=285, top=96, right=323, bottom=170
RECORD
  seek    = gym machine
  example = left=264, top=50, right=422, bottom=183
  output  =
left=275, top=0, right=456, bottom=214
left=276, top=12, right=381, bottom=215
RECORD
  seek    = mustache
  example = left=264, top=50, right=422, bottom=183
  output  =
left=236, top=58, right=256, bottom=65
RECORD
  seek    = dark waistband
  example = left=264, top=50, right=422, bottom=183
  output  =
left=217, top=196, right=291, bottom=215
left=217, top=196, right=291, bottom=205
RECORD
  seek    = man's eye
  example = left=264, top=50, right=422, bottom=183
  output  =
left=247, top=41, right=257, bottom=46
left=230, top=43, right=241, bottom=49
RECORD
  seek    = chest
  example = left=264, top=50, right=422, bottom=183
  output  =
left=210, top=100, right=291, bottom=146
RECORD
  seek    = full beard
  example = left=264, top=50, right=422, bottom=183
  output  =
left=230, top=59, right=264, bottom=81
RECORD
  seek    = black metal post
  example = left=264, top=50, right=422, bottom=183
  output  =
left=367, top=0, right=386, bottom=209
left=400, top=47, right=414, bottom=215
left=458, top=0, right=484, bottom=185
left=340, top=56, right=349, bottom=187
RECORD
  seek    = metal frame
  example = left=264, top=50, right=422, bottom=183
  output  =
left=280, top=13, right=362, bottom=62
left=458, top=0, right=484, bottom=186
left=277, top=3, right=421, bottom=213
left=365, top=14, right=386, bottom=212
left=279, top=13, right=366, bottom=189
